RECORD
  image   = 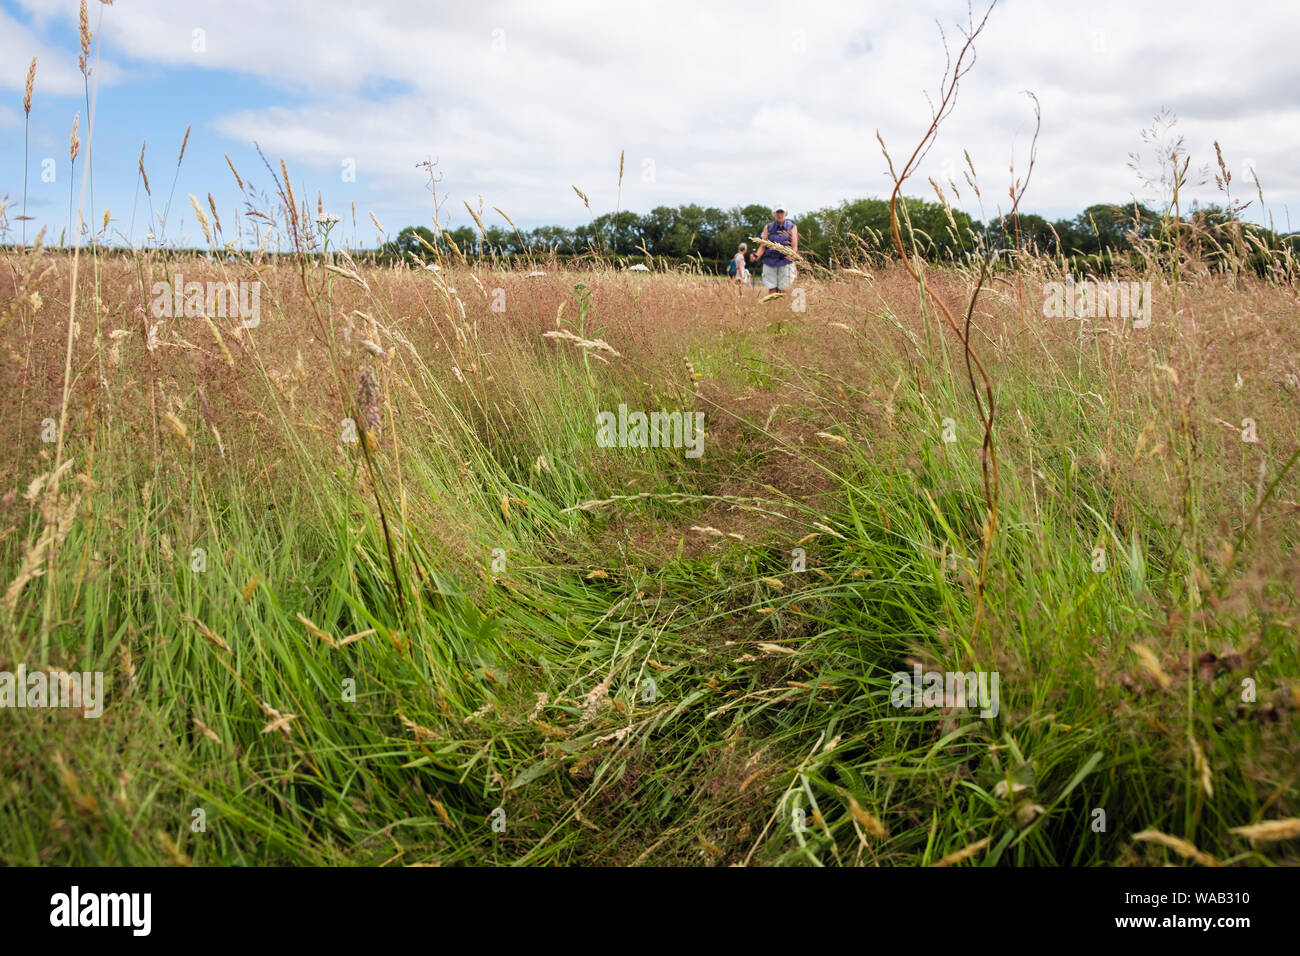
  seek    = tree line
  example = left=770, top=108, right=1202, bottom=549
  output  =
left=381, top=197, right=1298, bottom=276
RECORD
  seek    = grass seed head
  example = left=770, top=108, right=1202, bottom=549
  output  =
left=137, top=142, right=150, bottom=195
left=24, top=57, right=35, bottom=115
left=357, top=366, right=382, bottom=437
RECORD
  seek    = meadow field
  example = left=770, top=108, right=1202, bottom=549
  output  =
left=2, top=220, right=1298, bottom=865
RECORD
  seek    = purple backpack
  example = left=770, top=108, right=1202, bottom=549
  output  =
left=762, top=219, right=796, bottom=263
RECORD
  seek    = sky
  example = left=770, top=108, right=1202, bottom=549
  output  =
left=2, top=0, right=1297, bottom=249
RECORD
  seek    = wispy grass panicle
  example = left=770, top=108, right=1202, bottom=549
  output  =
left=128, top=141, right=151, bottom=245
left=66, top=113, right=81, bottom=246
left=158, top=125, right=190, bottom=242
left=224, top=153, right=244, bottom=191
left=21, top=56, right=35, bottom=245
left=77, top=0, right=103, bottom=240
left=207, top=193, right=222, bottom=236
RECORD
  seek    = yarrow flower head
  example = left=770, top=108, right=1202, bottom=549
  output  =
left=316, top=212, right=341, bottom=227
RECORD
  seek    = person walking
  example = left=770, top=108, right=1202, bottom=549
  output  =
left=750, top=204, right=798, bottom=292
left=731, top=242, right=750, bottom=287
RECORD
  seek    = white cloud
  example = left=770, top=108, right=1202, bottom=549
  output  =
left=8, top=0, right=1298, bottom=228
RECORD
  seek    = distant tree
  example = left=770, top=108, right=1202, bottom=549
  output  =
left=611, top=211, right=642, bottom=255
left=636, top=206, right=677, bottom=255
left=813, top=198, right=893, bottom=259
left=715, top=204, right=775, bottom=260
left=571, top=220, right=603, bottom=255
left=738, top=204, right=774, bottom=235
left=1008, top=213, right=1056, bottom=255
left=1050, top=218, right=1086, bottom=256
left=809, top=197, right=975, bottom=262
left=481, top=225, right=513, bottom=256
left=1072, top=203, right=1131, bottom=254
left=585, top=211, right=643, bottom=255
left=663, top=204, right=710, bottom=258
left=982, top=213, right=1058, bottom=257
left=1024, top=202, right=1157, bottom=259
left=698, top=207, right=730, bottom=260
left=529, top=224, right=575, bottom=254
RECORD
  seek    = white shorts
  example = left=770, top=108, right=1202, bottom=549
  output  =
left=762, top=263, right=796, bottom=291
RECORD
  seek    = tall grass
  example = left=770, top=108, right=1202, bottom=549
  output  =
left=2, top=0, right=1296, bottom=866
left=1, top=226, right=1296, bottom=864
